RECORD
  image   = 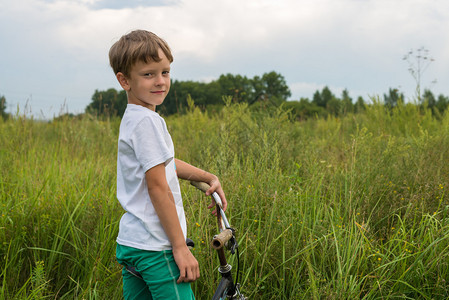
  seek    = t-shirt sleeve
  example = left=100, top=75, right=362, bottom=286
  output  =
left=131, top=116, right=173, bottom=172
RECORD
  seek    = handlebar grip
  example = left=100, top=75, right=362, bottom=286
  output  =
left=190, top=181, right=211, bottom=193
left=211, top=229, right=233, bottom=250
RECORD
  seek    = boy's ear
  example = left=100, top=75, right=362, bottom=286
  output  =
left=116, top=72, right=131, bottom=91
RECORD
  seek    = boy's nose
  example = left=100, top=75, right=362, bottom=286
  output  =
left=155, top=74, right=165, bottom=86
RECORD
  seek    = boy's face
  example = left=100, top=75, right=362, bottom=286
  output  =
left=117, top=48, right=171, bottom=111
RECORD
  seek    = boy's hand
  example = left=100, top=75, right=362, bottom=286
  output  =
left=173, top=245, right=200, bottom=283
left=206, top=177, right=228, bottom=213
left=173, top=159, right=228, bottom=213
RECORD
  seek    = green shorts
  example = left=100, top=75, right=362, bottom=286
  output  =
left=116, top=243, right=195, bottom=300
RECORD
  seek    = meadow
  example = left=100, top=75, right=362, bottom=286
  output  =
left=1, top=100, right=449, bottom=299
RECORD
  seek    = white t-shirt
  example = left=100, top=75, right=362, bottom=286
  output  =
left=116, top=104, right=187, bottom=251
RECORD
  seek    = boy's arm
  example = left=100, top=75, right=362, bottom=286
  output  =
left=146, top=163, right=199, bottom=283
left=175, top=158, right=228, bottom=211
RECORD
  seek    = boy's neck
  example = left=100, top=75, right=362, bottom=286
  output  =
left=129, top=101, right=156, bottom=111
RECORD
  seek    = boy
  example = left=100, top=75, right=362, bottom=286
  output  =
left=109, top=30, right=227, bottom=299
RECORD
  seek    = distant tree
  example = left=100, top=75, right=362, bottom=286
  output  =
left=354, top=96, right=366, bottom=113
left=260, top=71, right=291, bottom=104
left=250, top=75, right=265, bottom=103
left=1, top=95, right=8, bottom=119
left=312, top=90, right=323, bottom=107
left=384, top=88, right=404, bottom=109
left=85, top=88, right=127, bottom=117
left=321, top=87, right=334, bottom=108
left=422, top=89, right=436, bottom=108
left=326, top=97, right=341, bottom=116
left=436, top=94, right=449, bottom=114
left=340, top=89, right=354, bottom=114
left=312, top=86, right=334, bottom=108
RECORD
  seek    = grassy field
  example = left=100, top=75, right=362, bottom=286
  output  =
left=1, top=100, right=449, bottom=299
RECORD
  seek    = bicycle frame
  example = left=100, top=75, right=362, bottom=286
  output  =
left=191, top=181, right=245, bottom=300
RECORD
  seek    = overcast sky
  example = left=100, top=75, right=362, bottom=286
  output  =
left=1, top=0, right=448, bottom=118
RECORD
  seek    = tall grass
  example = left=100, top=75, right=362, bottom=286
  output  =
left=1, top=100, right=448, bottom=299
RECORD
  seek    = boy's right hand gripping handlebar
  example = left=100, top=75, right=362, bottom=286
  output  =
left=190, top=181, right=231, bottom=230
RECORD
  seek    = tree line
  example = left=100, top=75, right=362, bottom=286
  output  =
left=82, top=71, right=449, bottom=120
left=1, top=71, right=448, bottom=121
left=284, top=87, right=449, bottom=120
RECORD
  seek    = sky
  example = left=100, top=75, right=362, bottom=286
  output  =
left=1, top=0, right=448, bottom=119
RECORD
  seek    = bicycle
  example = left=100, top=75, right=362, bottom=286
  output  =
left=124, top=181, right=246, bottom=299
left=190, top=181, right=246, bottom=300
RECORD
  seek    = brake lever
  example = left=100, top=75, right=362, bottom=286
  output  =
left=227, top=230, right=237, bottom=254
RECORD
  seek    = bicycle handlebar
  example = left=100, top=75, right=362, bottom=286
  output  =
left=211, top=229, right=233, bottom=250
left=190, top=181, right=225, bottom=208
left=190, top=180, right=210, bottom=193
left=190, top=181, right=230, bottom=229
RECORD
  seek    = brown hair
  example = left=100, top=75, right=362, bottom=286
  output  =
left=109, top=30, right=173, bottom=78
